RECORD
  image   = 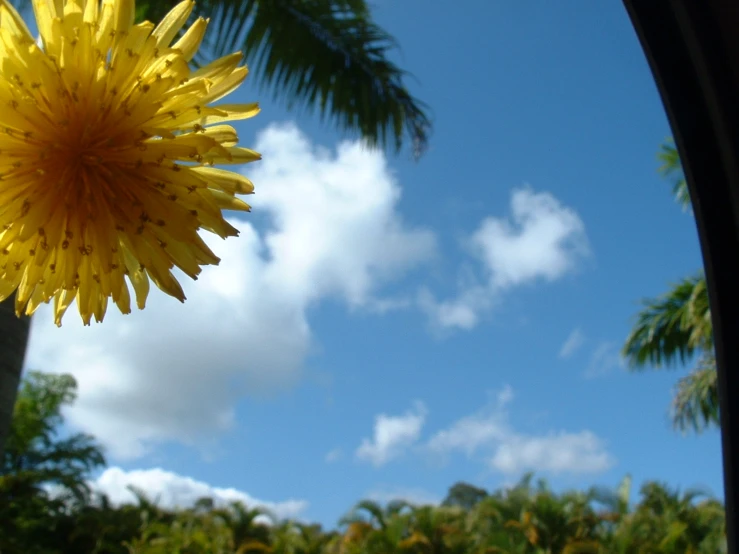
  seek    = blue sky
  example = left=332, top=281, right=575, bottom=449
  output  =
left=26, top=0, right=723, bottom=527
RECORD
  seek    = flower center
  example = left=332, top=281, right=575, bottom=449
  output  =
left=57, top=120, right=107, bottom=165
left=40, top=106, right=136, bottom=183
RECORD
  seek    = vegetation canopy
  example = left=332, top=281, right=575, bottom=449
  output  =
left=0, top=371, right=727, bottom=553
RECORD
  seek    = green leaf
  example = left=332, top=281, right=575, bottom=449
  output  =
left=136, top=0, right=432, bottom=158
left=622, top=272, right=712, bottom=369
left=672, top=356, right=719, bottom=433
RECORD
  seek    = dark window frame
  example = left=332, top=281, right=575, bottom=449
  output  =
left=624, top=1, right=739, bottom=550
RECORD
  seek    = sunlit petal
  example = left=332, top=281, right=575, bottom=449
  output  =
left=0, top=0, right=260, bottom=326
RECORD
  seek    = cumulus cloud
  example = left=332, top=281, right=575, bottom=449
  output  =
left=90, top=467, right=307, bottom=521
left=356, top=401, right=427, bottom=467
left=355, top=385, right=612, bottom=476
left=427, top=394, right=509, bottom=457
left=25, top=123, right=436, bottom=459
left=474, top=188, right=589, bottom=288
left=559, top=328, right=585, bottom=358
left=418, top=285, right=491, bottom=331
left=425, top=386, right=614, bottom=476
left=490, top=431, right=614, bottom=475
left=421, top=187, right=589, bottom=330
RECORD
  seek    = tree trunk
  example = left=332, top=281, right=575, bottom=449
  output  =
left=0, top=294, right=31, bottom=460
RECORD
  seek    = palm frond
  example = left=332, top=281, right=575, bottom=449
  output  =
left=672, top=355, right=719, bottom=433
left=138, top=0, right=432, bottom=158
left=622, top=272, right=712, bottom=369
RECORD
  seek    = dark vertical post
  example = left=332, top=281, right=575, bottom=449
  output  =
left=0, top=294, right=31, bottom=460
left=623, top=1, right=739, bottom=551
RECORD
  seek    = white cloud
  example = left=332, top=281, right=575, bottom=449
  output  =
left=256, top=124, right=436, bottom=308
left=418, top=285, right=491, bottom=331
left=427, top=413, right=506, bottom=457
left=425, top=386, right=614, bottom=477
left=585, top=341, right=625, bottom=379
left=559, top=328, right=585, bottom=358
left=356, top=401, right=427, bottom=467
left=475, top=188, right=589, bottom=288
left=25, top=123, right=436, bottom=460
left=490, top=431, right=614, bottom=475
left=325, top=447, right=343, bottom=463
left=421, top=187, right=589, bottom=330
left=427, top=389, right=510, bottom=457
left=367, top=487, right=440, bottom=507
left=90, top=467, right=307, bottom=521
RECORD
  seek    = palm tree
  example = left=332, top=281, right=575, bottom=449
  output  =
left=623, top=273, right=712, bottom=368
left=465, top=495, right=524, bottom=553
left=282, top=522, right=338, bottom=554
left=670, top=353, right=719, bottom=433
left=125, top=507, right=236, bottom=554
left=0, top=371, right=107, bottom=553
left=137, top=0, right=432, bottom=157
left=338, top=499, right=412, bottom=554
left=0, top=0, right=432, bottom=459
left=399, top=504, right=469, bottom=553
left=271, top=520, right=339, bottom=554
left=501, top=480, right=603, bottom=554
left=1, top=372, right=105, bottom=503
left=64, top=492, right=147, bottom=554
left=607, top=481, right=726, bottom=553
left=212, top=501, right=274, bottom=552
left=622, top=140, right=718, bottom=433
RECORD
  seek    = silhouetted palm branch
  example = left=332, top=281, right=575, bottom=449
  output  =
left=139, top=0, right=432, bottom=158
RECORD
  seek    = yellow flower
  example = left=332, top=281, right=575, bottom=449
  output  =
left=0, top=0, right=260, bottom=326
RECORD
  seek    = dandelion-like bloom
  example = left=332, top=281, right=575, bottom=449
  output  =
left=0, top=0, right=259, bottom=325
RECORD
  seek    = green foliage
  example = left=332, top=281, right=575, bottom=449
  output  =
left=0, top=371, right=106, bottom=553
left=125, top=509, right=236, bottom=553
left=672, top=354, right=719, bottom=434
left=442, top=481, right=489, bottom=510
left=623, top=272, right=712, bottom=369
left=3, top=371, right=105, bottom=486
left=622, top=139, right=719, bottom=434
left=8, top=0, right=433, bottom=157
left=0, top=370, right=729, bottom=553
left=135, top=0, right=432, bottom=158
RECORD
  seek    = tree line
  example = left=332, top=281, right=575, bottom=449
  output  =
left=0, top=371, right=726, bottom=553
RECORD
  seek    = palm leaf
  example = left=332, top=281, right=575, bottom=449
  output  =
left=623, top=140, right=720, bottom=435
left=398, top=530, right=431, bottom=549
left=659, top=520, right=688, bottom=550
left=671, top=355, right=719, bottom=433
left=622, top=272, right=712, bottom=369
left=137, top=0, right=432, bottom=158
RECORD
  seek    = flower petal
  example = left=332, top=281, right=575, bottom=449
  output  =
left=153, top=0, right=195, bottom=48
